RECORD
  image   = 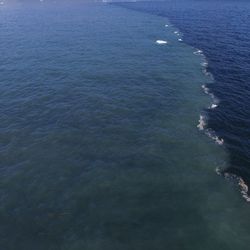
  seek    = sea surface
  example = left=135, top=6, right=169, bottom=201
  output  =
left=1, top=1, right=250, bottom=250
left=116, top=0, right=250, bottom=192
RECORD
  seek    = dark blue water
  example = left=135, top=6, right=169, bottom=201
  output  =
left=115, top=0, right=250, bottom=191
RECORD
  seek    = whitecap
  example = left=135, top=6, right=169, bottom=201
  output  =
left=201, top=84, right=220, bottom=108
left=165, top=24, right=169, bottom=27
left=223, top=173, right=250, bottom=202
left=235, top=177, right=250, bottom=202
left=156, top=40, right=168, bottom=45
left=201, top=84, right=210, bottom=95
left=197, top=115, right=206, bottom=131
left=239, top=178, right=248, bottom=194
left=201, top=62, right=208, bottom=67
left=214, top=137, right=224, bottom=145
left=197, top=112, right=223, bottom=145
left=210, top=104, right=218, bottom=109
left=194, top=49, right=203, bottom=55
left=205, top=130, right=224, bottom=145
left=202, top=69, right=210, bottom=77
left=178, top=38, right=183, bottom=42
left=215, top=167, right=222, bottom=175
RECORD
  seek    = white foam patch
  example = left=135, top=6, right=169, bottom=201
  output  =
left=215, top=167, right=222, bottom=176
left=202, top=84, right=209, bottom=95
left=201, top=62, right=208, bottom=67
left=165, top=24, right=169, bottom=27
left=156, top=40, right=168, bottom=45
left=201, top=60, right=211, bottom=78
left=201, top=84, right=220, bottom=109
left=210, top=104, right=218, bottom=109
left=178, top=38, right=183, bottom=42
left=199, top=84, right=223, bottom=144
left=201, top=60, right=213, bottom=79
left=197, top=115, right=206, bottom=131
left=202, top=69, right=210, bottom=77
left=205, top=130, right=224, bottom=145
left=223, top=173, right=250, bottom=202
left=194, top=49, right=203, bottom=55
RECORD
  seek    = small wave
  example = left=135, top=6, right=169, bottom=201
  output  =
left=200, top=60, right=211, bottom=77
left=194, top=49, right=203, bottom=55
left=215, top=169, right=250, bottom=202
left=205, top=130, right=224, bottom=145
left=239, top=178, right=250, bottom=201
left=198, top=89, right=223, bottom=144
left=202, top=84, right=209, bottom=95
left=197, top=112, right=223, bottom=145
left=209, top=97, right=219, bottom=109
left=202, top=69, right=213, bottom=78
left=201, top=62, right=208, bottom=67
left=198, top=54, right=222, bottom=145
left=197, top=116, right=224, bottom=145
left=215, top=167, right=222, bottom=176
left=200, top=62, right=215, bottom=80
left=178, top=38, right=183, bottom=42
left=201, top=84, right=219, bottom=109
left=210, top=103, right=218, bottom=109
left=224, top=173, right=250, bottom=202
left=156, top=40, right=168, bottom=45
left=165, top=24, right=169, bottom=27
left=195, top=46, right=242, bottom=201
left=201, top=63, right=214, bottom=80
left=197, top=115, right=206, bottom=131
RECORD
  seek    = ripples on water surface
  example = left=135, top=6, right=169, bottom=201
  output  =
left=1, top=1, right=250, bottom=250
left=116, top=0, right=250, bottom=193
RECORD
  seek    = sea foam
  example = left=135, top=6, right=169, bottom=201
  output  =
left=201, top=84, right=219, bottom=109
left=211, top=104, right=218, bottom=109
left=194, top=49, right=203, bottom=55
left=198, top=74, right=223, bottom=145
left=197, top=115, right=206, bottom=131
left=156, top=40, right=168, bottom=45
left=205, top=130, right=224, bottom=145
left=223, top=172, right=250, bottom=202
left=215, top=168, right=250, bottom=203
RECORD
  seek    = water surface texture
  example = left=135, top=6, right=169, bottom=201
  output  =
left=116, top=0, right=250, bottom=190
left=1, top=2, right=250, bottom=250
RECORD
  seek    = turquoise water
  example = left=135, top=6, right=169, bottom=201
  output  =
left=1, top=2, right=250, bottom=249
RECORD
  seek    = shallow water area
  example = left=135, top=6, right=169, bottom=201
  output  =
left=1, top=1, right=250, bottom=250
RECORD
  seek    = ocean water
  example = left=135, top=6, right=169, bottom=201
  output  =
left=1, top=1, right=250, bottom=250
left=116, top=0, right=250, bottom=193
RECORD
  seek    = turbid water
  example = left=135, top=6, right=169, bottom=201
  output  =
left=1, top=1, right=250, bottom=250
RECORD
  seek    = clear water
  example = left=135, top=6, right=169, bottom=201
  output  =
left=0, top=2, right=250, bottom=250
